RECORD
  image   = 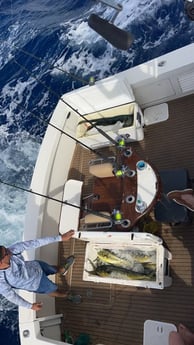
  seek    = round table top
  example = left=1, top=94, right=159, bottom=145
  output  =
left=91, top=146, right=161, bottom=230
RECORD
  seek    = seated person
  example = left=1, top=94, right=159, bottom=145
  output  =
left=169, top=324, right=194, bottom=345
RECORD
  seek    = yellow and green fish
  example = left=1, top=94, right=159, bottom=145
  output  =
left=97, top=249, right=131, bottom=267
left=97, top=248, right=155, bottom=266
left=87, top=260, right=156, bottom=281
left=130, top=250, right=156, bottom=264
left=143, top=262, right=156, bottom=275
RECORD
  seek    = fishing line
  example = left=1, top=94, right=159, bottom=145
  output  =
left=8, top=41, right=89, bottom=86
left=12, top=99, right=108, bottom=160
left=8, top=0, right=118, bottom=146
left=1, top=37, right=106, bottom=156
left=13, top=58, right=118, bottom=147
left=0, top=179, right=112, bottom=221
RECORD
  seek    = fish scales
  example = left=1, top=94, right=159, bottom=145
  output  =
left=87, top=260, right=156, bottom=281
left=97, top=249, right=133, bottom=267
left=97, top=248, right=156, bottom=266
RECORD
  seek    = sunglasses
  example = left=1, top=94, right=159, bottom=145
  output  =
left=0, top=248, right=10, bottom=261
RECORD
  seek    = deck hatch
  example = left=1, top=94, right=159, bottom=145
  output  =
left=178, top=71, right=194, bottom=93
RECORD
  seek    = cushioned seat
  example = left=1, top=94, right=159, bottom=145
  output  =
left=89, top=162, right=114, bottom=178
left=84, top=212, right=111, bottom=224
left=89, top=157, right=116, bottom=178
left=59, top=179, right=83, bottom=233
left=76, top=102, right=144, bottom=149
left=82, top=211, right=112, bottom=230
left=154, top=169, right=192, bottom=224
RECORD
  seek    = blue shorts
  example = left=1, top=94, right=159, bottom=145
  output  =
left=35, top=261, right=58, bottom=294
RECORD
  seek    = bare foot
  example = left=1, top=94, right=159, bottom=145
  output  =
left=178, top=324, right=194, bottom=345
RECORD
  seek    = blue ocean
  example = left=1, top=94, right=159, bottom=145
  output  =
left=0, top=0, right=194, bottom=344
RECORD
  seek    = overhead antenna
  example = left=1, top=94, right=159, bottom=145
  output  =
left=88, top=0, right=134, bottom=50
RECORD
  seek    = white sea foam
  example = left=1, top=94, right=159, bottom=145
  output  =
left=53, top=24, right=117, bottom=79
left=52, top=0, right=179, bottom=82
left=0, top=21, right=38, bottom=68
left=0, top=135, right=40, bottom=246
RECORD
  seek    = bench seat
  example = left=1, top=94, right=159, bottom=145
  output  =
left=59, top=179, right=83, bottom=233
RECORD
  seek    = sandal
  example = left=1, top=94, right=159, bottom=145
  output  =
left=61, top=255, right=75, bottom=276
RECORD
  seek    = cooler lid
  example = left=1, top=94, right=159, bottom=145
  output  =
left=75, top=231, right=163, bottom=245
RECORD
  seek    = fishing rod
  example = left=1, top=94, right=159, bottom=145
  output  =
left=13, top=58, right=118, bottom=147
left=9, top=42, right=89, bottom=86
left=12, top=67, right=129, bottom=168
left=0, top=33, right=104, bottom=87
left=0, top=179, right=112, bottom=221
left=14, top=97, right=129, bottom=171
left=13, top=100, right=107, bottom=160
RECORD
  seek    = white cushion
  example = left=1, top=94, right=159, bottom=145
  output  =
left=59, top=179, right=83, bottom=233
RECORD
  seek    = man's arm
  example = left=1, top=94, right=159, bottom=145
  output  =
left=1, top=280, right=43, bottom=310
left=0, top=279, right=33, bottom=309
left=9, top=230, right=75, bottom=254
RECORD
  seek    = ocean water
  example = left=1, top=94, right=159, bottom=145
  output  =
left=0, top=0, right=194, bottom=343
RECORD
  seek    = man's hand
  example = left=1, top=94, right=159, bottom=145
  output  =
left=61, top=230, right=75, bottom=242
left=31, top=302, right=43, bottom=311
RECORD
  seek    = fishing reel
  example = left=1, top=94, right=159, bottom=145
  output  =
left=115, top=134, right=131, bottom=151
left=112, top=209, right=122, bottom=223
left=113, top=164, right=135, bottom=178
left=184, top=0, right=194, bottom=20
left=112, top=209, right=131, bottom=228
left=117, top=136, right=126, bottom=149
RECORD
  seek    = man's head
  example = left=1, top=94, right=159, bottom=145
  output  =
left=0, top=246, right=11, bottom=269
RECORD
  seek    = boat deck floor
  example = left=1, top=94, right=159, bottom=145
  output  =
left=56, top=94, right=194, bottom=345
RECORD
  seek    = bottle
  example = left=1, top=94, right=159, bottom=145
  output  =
left=136, top=195, right=146, bottom=213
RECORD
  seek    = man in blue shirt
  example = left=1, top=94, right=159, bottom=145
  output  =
left=0, top=229, right=75, bottom=311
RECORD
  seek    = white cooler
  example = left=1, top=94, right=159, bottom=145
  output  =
left=76, top=232, right=172, bottom=289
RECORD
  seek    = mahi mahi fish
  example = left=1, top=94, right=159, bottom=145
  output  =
left=130, top=250, right=156, bottom=263
left=97, top=249, right=132, bottom=267
left=87, top=260, right=155, bottom=281
left=143, top=263, right=156, bottom=270
left=143, top=262, right=156, bottom=275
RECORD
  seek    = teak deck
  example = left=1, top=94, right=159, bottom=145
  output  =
left=56, top=94, right=194, bottom=345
